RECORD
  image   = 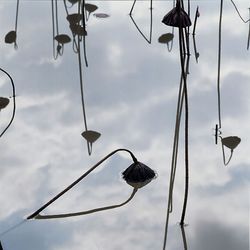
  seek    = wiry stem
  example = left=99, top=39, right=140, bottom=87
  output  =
left=0, top=68, right=16, bottom=138
left=27, top=148, right=137, bottom=220
left=179, top=27, right=189, bottom=226
left=35, top=188, right=138, bottom=219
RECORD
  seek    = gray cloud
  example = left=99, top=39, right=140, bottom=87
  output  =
left=0, top=1, right=249, bottom=250
left=191, top=219, right=249, bottom=250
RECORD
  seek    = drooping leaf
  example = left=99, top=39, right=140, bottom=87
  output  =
left=5, top=30, right=16, bottom=44
left=0, top=97, right=10, bottom=110
left=85, top=3, right=98, bottom=13
left=54, top=34, right=71, bottom=44
left=222, top=136, right=241, bottom=150
left=81, top=130, right=101, bottom=143
left=67, top=13, right=83, bottom=24
left=70, top=24, right=87, bottom=36
left=158, top=33, right=174, bottom=44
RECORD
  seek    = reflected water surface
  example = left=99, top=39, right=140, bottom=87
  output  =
left=0, top=1, right=249, bottom=250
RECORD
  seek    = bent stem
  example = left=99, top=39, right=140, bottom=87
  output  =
left=35, top=188, right=138, bottom=219
left=27, top=148, right=137, bottom=220
left=0, top=68, right=16, bottom=138
left=129, top=3, right=153, bottom=44
left=220, top=138, right=233, bottom=166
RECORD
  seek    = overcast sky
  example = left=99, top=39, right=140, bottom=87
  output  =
left=0, top=1, right=249, bottom=250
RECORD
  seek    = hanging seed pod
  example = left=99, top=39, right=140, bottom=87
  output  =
left=0, top=97, right=10, bottom=110
left=85, top=3, right=98, bottom=14
left=221, top=136, right=241, bottom=150
left=158, top=33, right=174, bottom=44
left=4, top=30, right=16, bottom=44
left=54, top=34, right=71, bottom=44
left=81, top=130, right=101, bottom=143
left=122, top=162, right=156, bottom=189
left=162, top=1, right=191, bottom=28
left=67, top=13, right=83, bottom=24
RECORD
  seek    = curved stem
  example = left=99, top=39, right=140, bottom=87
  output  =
left=220, top=138, right=233, bottom=166
left=0, top=68, right=16, bottom=138
left=35, top=188, right=138, bottom=220
left=26, top=148, right=137, bottom=220
left=192, top=6, right=199, bottom=35
left=230, top=0, right=250, bottom=23
left=129, top=10, right=152, bottom=44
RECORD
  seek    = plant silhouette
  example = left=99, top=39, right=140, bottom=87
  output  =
left=0, top=68, right=16, bottom=139
left=27, top=149, right=156, bottom=220
left=162, top=0, right=192, bottom=248
left=129, top=3, right=153, bottom=44
left=4, top=0, right=19, bottom=49
left=214, top=0, right=241, bottom=166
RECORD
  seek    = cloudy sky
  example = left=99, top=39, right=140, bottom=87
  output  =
left=0, top=1, right=249, bottom=250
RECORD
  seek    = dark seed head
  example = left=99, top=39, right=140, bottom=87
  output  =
left=162, top=3, right=191, bottom=28
left=122, top=162, right=156, bottom=189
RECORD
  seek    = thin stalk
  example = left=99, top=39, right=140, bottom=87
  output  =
left=0, top=219, right=26, bottom=237
left=35, top=188, right=138, bottom=219
left=162, top=75, right=185, bottom=250
left=129, top=0, right=137, bottom=15
left=180, top=225, right=188, bottom=250
left=27, top=148, right=137, bottom=220
left=247, top=8, right=250, bottom=50
left=0, top=68, right=16, bottom=138
left=192, top=6, right=199, bottom=35
left=81, top=0, right=88, bottom=66
left=77, top=35, right=88, bottom=132
left=14, top=0, right=19, bottom=49
left=192, top=34, right=199, bottom=63
left=179, top=27, right=189, bottom=226
left=217, top=0, right=223, bottom=130
left=129, top=10, right=152, bottom=44
left=230, top=0, right=250, bottom=23
left=55, top=0, right=59, bottom=35
left=149, top=3, right=153, bottom=43
left=51, top=0, right=57, bottom=59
